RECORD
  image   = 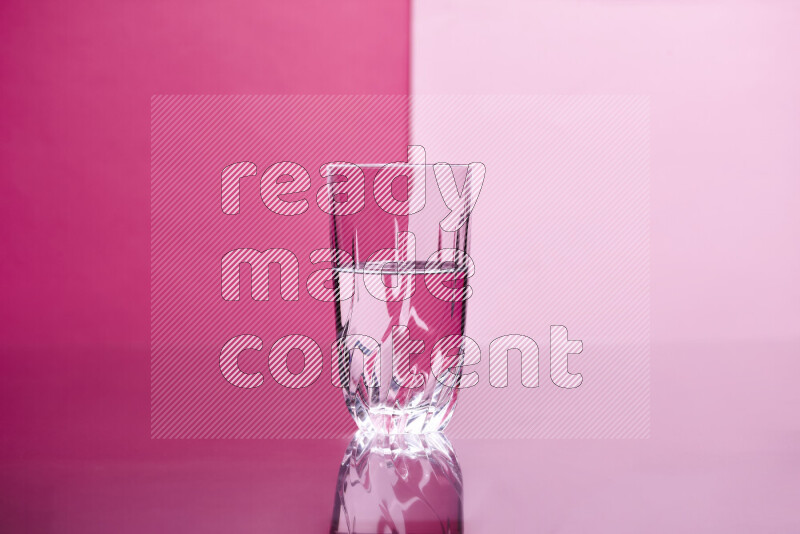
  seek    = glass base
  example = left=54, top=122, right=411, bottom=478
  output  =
left=349, top=398, right=459, bottom=435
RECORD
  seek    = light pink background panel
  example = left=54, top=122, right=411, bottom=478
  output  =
left=412, top=0, right=800, bottom=343
left=412, top=95, right=650, bottom=438
left=413, top=1, right=800, bottom=531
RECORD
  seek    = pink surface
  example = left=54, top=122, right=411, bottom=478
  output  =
left=2, top=343, right=797, bottom=532
left=1, top=0, right=799, bottom=532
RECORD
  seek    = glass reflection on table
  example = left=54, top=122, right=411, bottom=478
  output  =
left=331, top=431, right=463, bottom=534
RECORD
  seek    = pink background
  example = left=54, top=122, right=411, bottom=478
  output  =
left=413, top=94, right=651, bottom=438
left=2, top=0, right=799, bottom=532
left=413, top=0, right=800, bottom=344
left=150, top=95, right=410, bottom=438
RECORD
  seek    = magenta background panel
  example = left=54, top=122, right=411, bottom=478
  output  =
left=0, top=0, right=408, bottom=452
left=150, top=95, right=409, bottom=438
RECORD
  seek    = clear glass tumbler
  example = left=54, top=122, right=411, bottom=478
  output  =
left=324, top=160, right=482, bottom=434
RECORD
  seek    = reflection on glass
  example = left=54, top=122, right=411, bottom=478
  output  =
left=330, top=431, right=463, bottom=534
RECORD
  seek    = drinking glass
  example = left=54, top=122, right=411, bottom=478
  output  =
left=324, top=160, right=481, bottom=434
